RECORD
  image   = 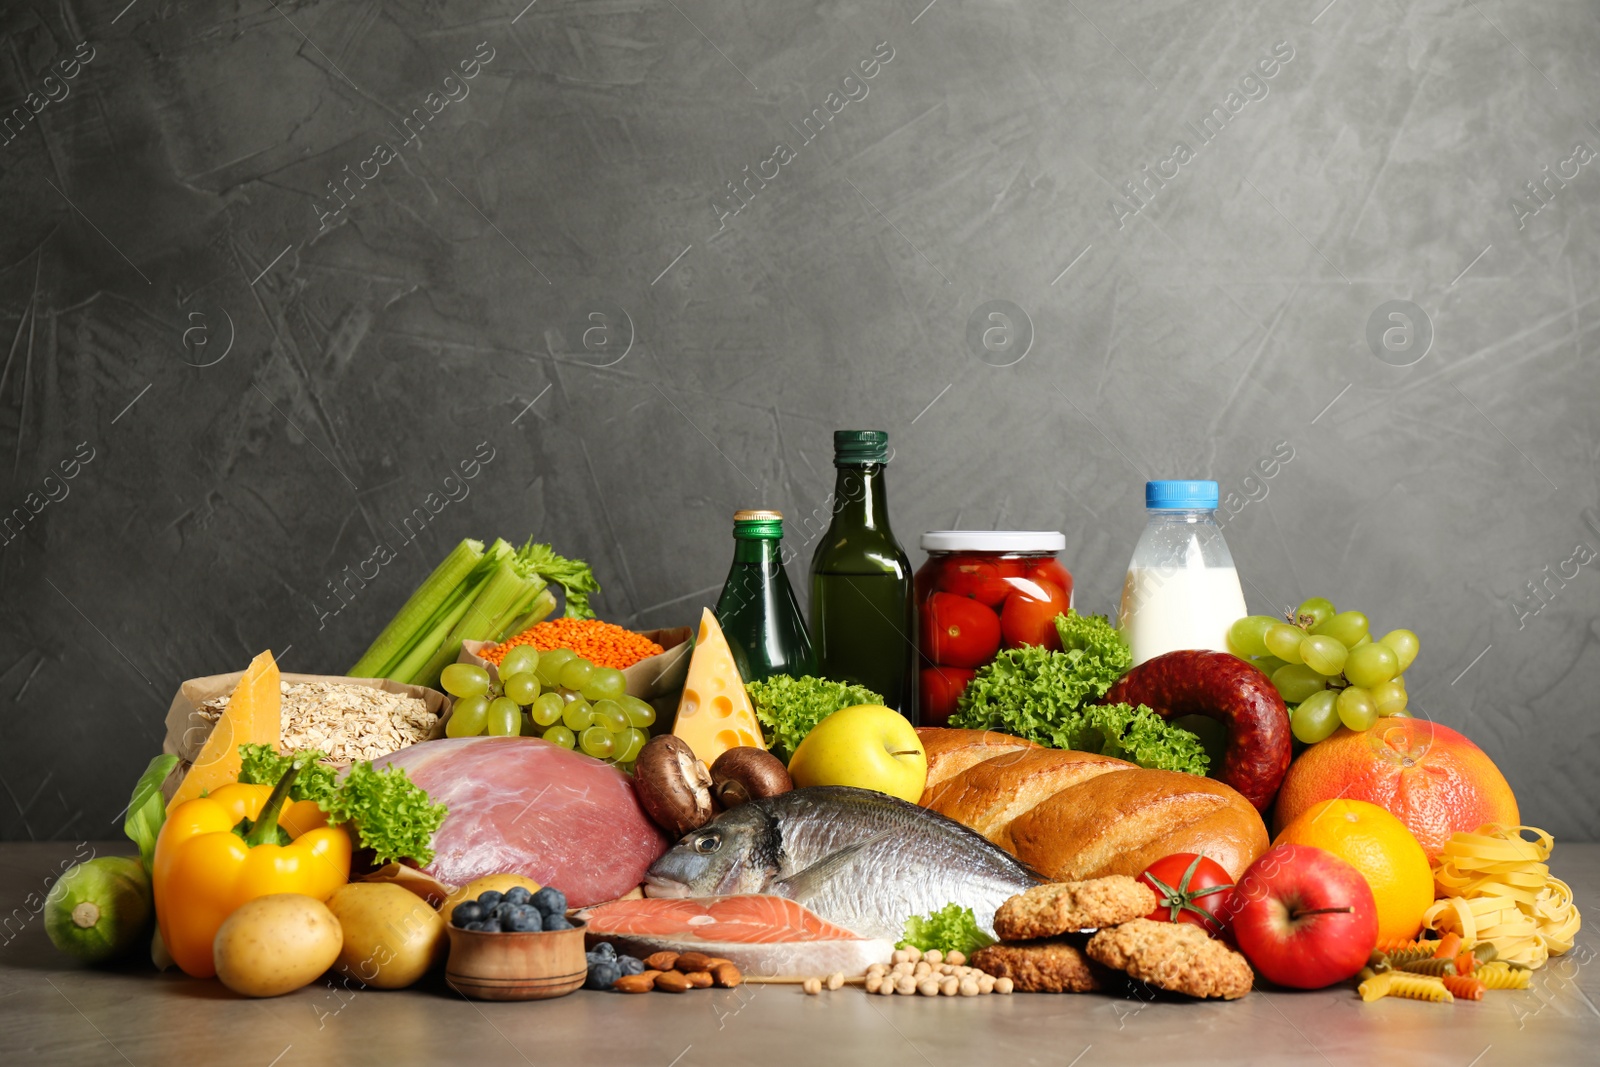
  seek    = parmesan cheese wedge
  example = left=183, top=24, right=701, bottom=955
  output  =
left=171, top=650, right=282, bottom=806
left=672, top=608, right=764, bottom=764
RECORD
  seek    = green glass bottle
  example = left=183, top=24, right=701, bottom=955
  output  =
left=714, top=510, right=817, bottom=683
left=809, top=431, right=916, bottom=719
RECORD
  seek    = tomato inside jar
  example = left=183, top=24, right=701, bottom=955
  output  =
left=914, top=531, right=1073, bottom=726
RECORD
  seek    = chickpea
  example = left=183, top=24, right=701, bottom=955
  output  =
left=959, top=978, right=980, bottom=997
left=913, top=961, right=932, bottom=978
left=803, top=977, right=822, bottom=995
left=923, top=949, right=943, bottom=965
left=867, top=963, right=887, bottom=979
left=978, top=975, right=995, bottom=994
left=877, top=978, right=896, bottom=996
left=826, top=972, right=845, bottom=991
left=917, top=979, right=941, bottom=997
left=895, top=975, right=917, bottom=995
left=865, top=975, right=883, bottom=994
left=995, top=977, right=1014, bottom=995
left=892, top=948, right=914, bottom=966
left=946, top=951, right=966, bottom=967
left=940, top=976, right=959, bottom=996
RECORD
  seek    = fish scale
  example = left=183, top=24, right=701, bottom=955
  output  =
left=645, top=786, right=1043, bottom=941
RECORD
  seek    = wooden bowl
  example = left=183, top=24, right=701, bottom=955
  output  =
left=444, top=919, right=588, bottom=1001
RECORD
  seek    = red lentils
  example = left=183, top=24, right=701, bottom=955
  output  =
left=483, top=618, right=664, bottom=670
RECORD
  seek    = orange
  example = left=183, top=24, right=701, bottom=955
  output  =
left=1274, top=798, right=1434, bottom=943
left=1274, top=718, right=1519, bottom=859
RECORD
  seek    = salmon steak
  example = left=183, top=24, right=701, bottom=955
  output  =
left=579, top=895, right=894, bottom=976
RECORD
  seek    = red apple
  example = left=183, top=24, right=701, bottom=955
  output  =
left=1225, top=844, right=1378, bottom=989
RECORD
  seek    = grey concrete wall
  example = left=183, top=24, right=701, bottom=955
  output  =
left=0, top=1, right=1595, bottom=842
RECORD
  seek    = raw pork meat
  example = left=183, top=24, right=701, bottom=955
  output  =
left=374, top=736, right=668, bottom=906
left=579, top=896, right=894, bottom=976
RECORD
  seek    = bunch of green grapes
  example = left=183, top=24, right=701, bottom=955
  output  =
left=439, top=646, right=655, bottom=767
left=1227, top=597, right=1419, bottom=746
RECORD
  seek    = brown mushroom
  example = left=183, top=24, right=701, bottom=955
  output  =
left=633, top=735, right=715, bottom=835
left=710, top=747, right=793, bottom=808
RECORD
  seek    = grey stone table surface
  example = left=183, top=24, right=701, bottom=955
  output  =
left=3, top=842, right=1596, bottom=1067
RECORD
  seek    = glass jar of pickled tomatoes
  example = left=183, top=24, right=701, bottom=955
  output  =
left=914, top=531, right=1072, bottom=726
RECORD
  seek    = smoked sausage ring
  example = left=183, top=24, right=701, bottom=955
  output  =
left=1102, top=650, right=1291, bottom=812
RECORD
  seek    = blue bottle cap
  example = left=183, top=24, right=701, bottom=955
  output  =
left=1146, top=480, right=1219, bottom=509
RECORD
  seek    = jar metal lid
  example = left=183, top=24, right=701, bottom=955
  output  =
left=920, top=530, right=1066, bottom=553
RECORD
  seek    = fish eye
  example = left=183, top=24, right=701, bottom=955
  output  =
left=694, top=832, right=721, bottom=854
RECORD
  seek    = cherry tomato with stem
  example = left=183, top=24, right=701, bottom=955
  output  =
left=1138, top=853, right=1237, bottom=936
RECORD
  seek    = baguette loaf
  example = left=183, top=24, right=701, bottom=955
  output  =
left=918, top=728, right=1268, bottom=881
left=918, top=727, right=1040, bottom=795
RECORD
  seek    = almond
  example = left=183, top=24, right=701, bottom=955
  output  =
left=613, top=972, right=657, bottom=994
left=711, top=963, right=743, bottom=988
left=654, top=971, right=693, bottom=993
left=644, top=951, right=680, bottom=972
left=674, top=952, right=717, bottom=973
left=684, top=970, right=713, bottom=989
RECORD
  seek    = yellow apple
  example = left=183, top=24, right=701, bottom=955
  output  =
left=787, top=704, right=927, bottom=802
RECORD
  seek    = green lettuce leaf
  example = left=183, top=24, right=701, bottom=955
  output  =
left=123, top=754, right=179, bottom=873
left=898, top=903, right=994, bottom=956
left=951, top=610, right=1208, bottom=775
left=324, top=761, right=448, bottom=867
left=746, top=675, right=884, bottom=763
left=238, top=744, right=446, bottom=866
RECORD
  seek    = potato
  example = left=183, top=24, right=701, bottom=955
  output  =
left=214, top=894, right=342, bottom=997
left=327, top=883, right=447, bottom=989
left=440, top=873, right=541, bottom=924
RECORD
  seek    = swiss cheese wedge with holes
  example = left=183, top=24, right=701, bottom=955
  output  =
left=672, top=608, right=764, bottom=764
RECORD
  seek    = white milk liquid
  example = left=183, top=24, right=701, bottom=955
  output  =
left=1119, top=565, right=1248, bottom=666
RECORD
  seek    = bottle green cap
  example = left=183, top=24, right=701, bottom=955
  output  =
left=833, top=430, right=889, bottom=464
left=732, top=509, right=784, bottom=540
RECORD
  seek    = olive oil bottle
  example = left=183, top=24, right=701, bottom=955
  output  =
left=808, top=431, right=916, bottom=718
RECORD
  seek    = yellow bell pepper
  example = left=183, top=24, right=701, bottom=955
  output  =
left=153, top=757, right=351, bottom=978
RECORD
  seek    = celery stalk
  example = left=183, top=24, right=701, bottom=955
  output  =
left=410, top=559, right=533, bottom=688
left=349, top=539, right=484, bottom=677
left=486, top=576, right=549, bottom=640
left=384, top=570, right=492, bottom=683
left=497, top=587, right=558, bottom=642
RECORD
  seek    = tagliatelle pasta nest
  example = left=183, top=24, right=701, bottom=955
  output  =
left=1421, top=824, right=1581, bottom=969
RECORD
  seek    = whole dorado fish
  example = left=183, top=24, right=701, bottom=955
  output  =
left=644, top=786, right=1043, bottom=940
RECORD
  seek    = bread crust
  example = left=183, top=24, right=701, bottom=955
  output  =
left=1005, top=768, right=1268, bottom=882
left=993, top=876, right=1158, bottom=940
left=916, top=727, right=1040, bottom=798
left=1086, top=918, right=1253, bottom=1000
left=923, top=747, right=1136, bottom=845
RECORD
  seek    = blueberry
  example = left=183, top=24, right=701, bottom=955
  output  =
left=493, top=902, right=518, bottom=922
left=618, top=956, right=645, bottom=976
left=453, top=901, right=485, bottom=926
left=584, top=961, right=622, bottom=991
left=478, top=919, right=504, bottom=934
left=504, top=886, right=532, bottom=906
left=462, top=921, right=487, bottom=931
left=506, top=909, right=543, bottom=933
left=593, top=941, right=616, bottom=959
left=531, top=886, right=567, bottom=917
left=543, top=915, right=572, bottom=931
left=477, top=890, right=504, bottom=909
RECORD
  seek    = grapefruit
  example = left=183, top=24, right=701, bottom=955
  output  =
left=1274, top=717, right=1518, bottom=859
left=1273, top=799, right=1434, bottom=944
